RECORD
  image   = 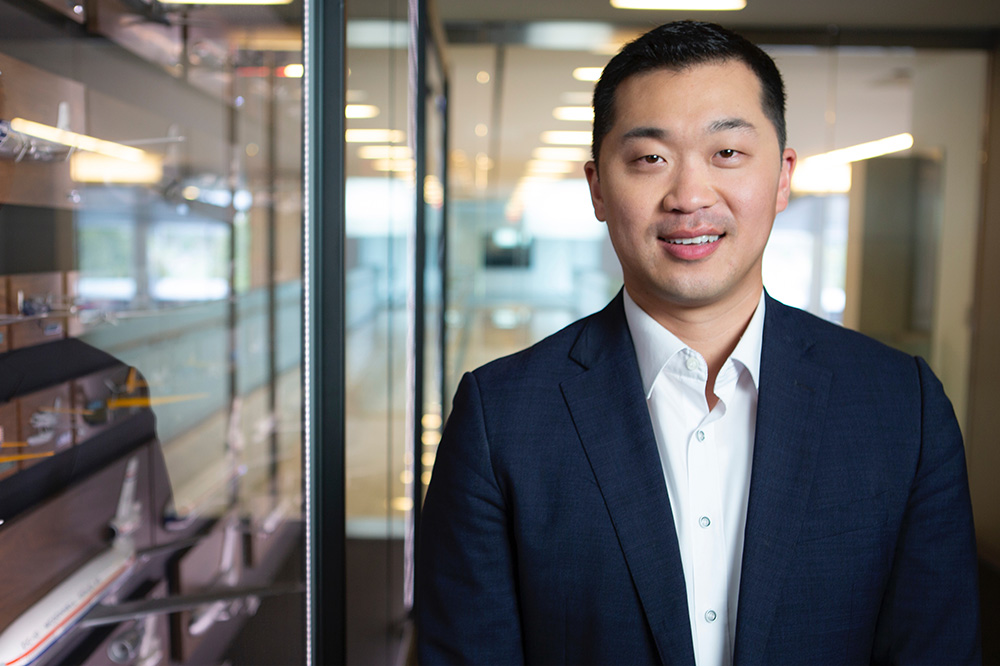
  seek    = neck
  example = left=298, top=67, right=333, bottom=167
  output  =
left=630, top=284, right=762, bottom=406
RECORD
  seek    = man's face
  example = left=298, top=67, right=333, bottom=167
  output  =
left=585, top=60, right=795, bottom=315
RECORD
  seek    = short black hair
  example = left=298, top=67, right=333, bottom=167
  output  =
left=591, top=21, right=786, bottom=166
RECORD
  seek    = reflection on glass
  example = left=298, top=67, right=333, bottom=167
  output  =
left=0, top=0, right=305, bottom=662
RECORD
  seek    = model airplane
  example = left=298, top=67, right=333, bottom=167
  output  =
left=0, top=455, right=141, bottom=666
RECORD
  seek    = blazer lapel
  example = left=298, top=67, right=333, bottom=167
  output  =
left=561, top=294, right=695, bottom=666
left=734, top=296, right=833, bottom=664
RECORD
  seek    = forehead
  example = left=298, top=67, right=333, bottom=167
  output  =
left=612, top=60, right=767, bottom=129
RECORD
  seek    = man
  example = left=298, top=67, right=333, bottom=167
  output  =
left=416, top=21, right=979, bottom=665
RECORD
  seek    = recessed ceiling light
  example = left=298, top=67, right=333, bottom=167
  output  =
left=532, top=147, right=590, bottom=162
left=573, top=67, right=603, bottom=82
left=358, top=145, right=412, bottom=160
left=476, top=71, right=491, bottom=84
left=610, top=0, right=745, bottom=9
left=527, top=160, right=577, bottom=175
left=553, top=106, right=594, bottom=122
left=541, top=130, right=592, bottom=146
left=345, top=104, right=380, bottom=119
left=163, top=0, right=293, bottom=4
left=345, top=129, right=406, bottom=143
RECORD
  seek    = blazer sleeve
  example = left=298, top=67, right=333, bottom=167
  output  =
left=870, top=356, right=981, bottom=664
left=415, top=372, right=525, bottom=665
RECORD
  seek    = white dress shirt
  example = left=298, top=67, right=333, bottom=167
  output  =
left=623, top=288, right=765, bottom=666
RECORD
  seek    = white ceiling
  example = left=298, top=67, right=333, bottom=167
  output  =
left=347, top=1, right=1000, bottom=204
left=436, top=0, right=1000, bottom=30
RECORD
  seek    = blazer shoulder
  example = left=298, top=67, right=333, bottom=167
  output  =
left=767, top=296, right=915, bottom=368
left=470, top=301, right=617, bottom=387
left=471, top=320, right=587, bottom=391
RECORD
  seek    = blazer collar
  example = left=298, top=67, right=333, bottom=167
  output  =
left=733, top=294, right=833, bottom=663
left=563, top=291, right=696, bottom=665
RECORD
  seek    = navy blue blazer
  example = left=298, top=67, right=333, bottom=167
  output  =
left=416, top=292, right=980, bottom=664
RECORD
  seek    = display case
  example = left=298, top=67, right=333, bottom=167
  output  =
left=0, top=0, right=305, bottom=663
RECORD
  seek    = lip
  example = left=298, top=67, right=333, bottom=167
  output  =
left=658, top=231, right=724, bottom=261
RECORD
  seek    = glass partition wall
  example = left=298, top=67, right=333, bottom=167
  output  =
left=438, top=37, right=987, bottom=437
left=0, top=1, right=306, bottom=664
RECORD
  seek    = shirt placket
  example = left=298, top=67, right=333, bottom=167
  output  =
left=688, top=389, right=730, bottom=666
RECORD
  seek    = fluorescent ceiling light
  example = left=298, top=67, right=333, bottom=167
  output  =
left=791, top=133, right=913, bottom=194
left=527, top=160, right=577, bottom=175
left=70, top=152, right=163, bottom=184
left=357, top=145, right=412, bottom=160
left=372, top=158, right=415, bottom=172
left=345, top=104, right=380, bottom=119
left=610, top=0, right=745, bottom=8
left=553, top=106, right=594, bottom=122
left=791, top=162, right=851, bottom=195
left=801, top=133, right=913, bottom=165
left=541, top=130, right=592, bottom=146
left=532, top=146, right=590, bottom=162
left=162, top=0, right=292, bottom=4
left=525, top=22, right=616, bottom=51
left=573, top=67, right=603, bottom=82
left=11, top=118, right=146, bottom=162
left=345, top=129, right=406, bottom=143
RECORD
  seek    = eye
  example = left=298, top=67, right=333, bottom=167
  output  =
left=639, top=154, right=664, bottom=164
left=717, top=148, right=738, bottom=159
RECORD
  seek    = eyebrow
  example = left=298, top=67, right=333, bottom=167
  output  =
left=619, top=118, right=758, bottom=142
left=708, top=118, right=758, bottom=134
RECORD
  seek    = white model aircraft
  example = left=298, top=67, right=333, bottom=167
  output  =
left=0, top=455, right=141, bottom=666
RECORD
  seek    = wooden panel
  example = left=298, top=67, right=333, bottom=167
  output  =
left=0, top=53, right=86, bottom=210
left=7, top=272, right=65, bottom=349
left=0, top=447, right=155, bottom=631
left=0, top=400, right=18, bottom=480
left=16, top=382, right=73, bottom=471
left=170, top=513, right=244, bottom=663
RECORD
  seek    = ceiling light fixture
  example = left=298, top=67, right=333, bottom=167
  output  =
left=573, top=67, right=603, bottom=82
left=70, top=153, right=163, bottom=184
left=532, top=147, right=590, bottom=162
left=345, top=129, right=406, bottom=143
left=553, top=106, right=594, bottom=122
left=162, top=0, right=293, bottom=4
left=358, top=145, right=412, bottom=160
left=541, top=130, right=592, bottom=146
left=800, top=133, right=913, bottom=166
left=791, top=133, right=914, bottom=195
left=345, top=104, right=380, bottom=119
left=610, top=0, right=745, bottom=9
left=527, top=160, right=577, bottom=175
left=10, top=118, right=146, bottom=162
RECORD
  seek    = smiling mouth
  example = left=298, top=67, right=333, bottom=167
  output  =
left=663, top=234, right=722, bottom=246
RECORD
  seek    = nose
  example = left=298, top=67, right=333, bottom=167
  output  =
left=662, top=160, right=717, bottom=213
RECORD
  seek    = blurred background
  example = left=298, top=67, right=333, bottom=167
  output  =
left=0, top=0, right=998, bottom=663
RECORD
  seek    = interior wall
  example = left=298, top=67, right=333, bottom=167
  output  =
left=969, top=47, right=1000, bottom=566
left=910, top=50, right=988, bottom=433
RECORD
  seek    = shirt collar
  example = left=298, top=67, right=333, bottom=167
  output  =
left=623, top=288, right=766, bottom=398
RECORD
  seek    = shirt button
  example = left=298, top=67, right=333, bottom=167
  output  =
left=695, top=430, right=705, bottom=442
left=685, top=356, right=699, bottom=371
left=699, top=516, right=711, bottom=528
left=705, top=610, right=717, bottom=622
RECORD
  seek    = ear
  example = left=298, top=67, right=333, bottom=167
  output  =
left=774, top=148, right=796, bottom=214
left=584, top=161, right=607, bottom=222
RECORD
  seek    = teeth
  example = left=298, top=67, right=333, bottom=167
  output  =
left=666, top=234, right=720, bottom=245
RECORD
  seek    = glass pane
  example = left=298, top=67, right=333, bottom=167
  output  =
left=0, top=1, right=305, bottom=663
left=343, top=6, right=413, bottom=664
